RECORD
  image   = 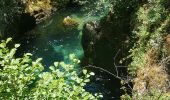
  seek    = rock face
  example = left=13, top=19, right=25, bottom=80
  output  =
left=4, top=13, right=36, bottom=39
left=24, top=0, right=70, bottom=23
left=81, top=1, right=147, bottom=74
left=81, top=21, right=100, bottom=63
left=82, top=10, right=133, bottom=75
left=24, top=0, right=53, bottom=23
left=81, top=1, right=143, bottom=98
left=81, top=0, right=149, bottom=73
left=81, top=15, right=133, bottom=98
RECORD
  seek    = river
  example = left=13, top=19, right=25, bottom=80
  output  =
left=16, top=0, right=120, bottom=99
left=24, top=0, right=111, bottom=67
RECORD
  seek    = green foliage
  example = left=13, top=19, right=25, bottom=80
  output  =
left=121, top=91, right=170, bottom=100
left=0, top=0, right=24, bottom=23
left=125, top=0, right=170, bottom=99
left=129, top=0, right=170, bottom=75
left=112, top=0, right=139, bottom=14
left=134, top=89, right=170, bottom=100
left=0, top=38, right=101, bottom=99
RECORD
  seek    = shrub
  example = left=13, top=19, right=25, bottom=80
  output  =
left=129, top=0, right=170, bottom=75
left=126, top=0, right=170, bottom=99
left=0, top=38, right=101, bottom=99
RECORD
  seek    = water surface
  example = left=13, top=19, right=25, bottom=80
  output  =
left=24, top=0, right=111, bottom=67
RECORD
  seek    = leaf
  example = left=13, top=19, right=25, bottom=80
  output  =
left=86, top=74, right=90, bottom=78
left=84, top=79, right=90, bottom=83
left=83, top=69, right=87, bottom=75
left=36, top=58, right=42, bottom=63
left=6, top=38, right=12, bottom=43
left=49, top=66, right=55, bottom=71
left=80, top=83, right=86, bottom=86
left=54, top=62, right=59, bottom=67
left=57, top=71, right=64, bottom=77
left=14, top=44, right=20, bottom=48
left=69, top=54, right=75, bottom=60
left=89, top=72, right=95, bottom=76
left=25, top=53, right=32, bottom=56
left=0, top=43, right=6, bottom=48
left=8, top=48, right=16, bottom=58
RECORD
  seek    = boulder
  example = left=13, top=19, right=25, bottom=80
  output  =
left=24, top=0, right=52, bottom=23
left=63, top=16, right=79, bottom=29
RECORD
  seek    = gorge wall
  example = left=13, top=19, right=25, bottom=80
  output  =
left=81, top=1, right=143, bottom=75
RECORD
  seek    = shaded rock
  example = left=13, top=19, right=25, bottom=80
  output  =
left=81, top=21, right=101, bottom=64
left=4, top=13, right=36, bottom=39
left=81, top=1, right=144, bottom=99
left=82, top=11, right=133, bottom=75
left=81, top=0, right=147, bottom=74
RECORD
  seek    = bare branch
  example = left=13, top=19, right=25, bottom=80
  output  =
left=85, top=65, right=122, bottom=80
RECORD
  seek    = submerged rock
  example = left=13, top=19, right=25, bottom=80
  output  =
left=63, top=16, right=79, bottom=29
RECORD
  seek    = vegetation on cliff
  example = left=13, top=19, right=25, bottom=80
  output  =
left=127, top=0, right=170, bottom=99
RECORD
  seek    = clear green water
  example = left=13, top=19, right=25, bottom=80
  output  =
left=28, top=0, right=111, bottom=66
left=14, top=1, right=120, bottom=99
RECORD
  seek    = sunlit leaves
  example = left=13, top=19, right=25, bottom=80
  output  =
left=89, top=72, right=95, bottom=76
left=0, top=38, right=101, bottom=99
left=83, top=69, right=87, bottom=74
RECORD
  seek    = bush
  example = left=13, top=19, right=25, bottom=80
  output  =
left=129, top=0, right=170, bottom=75
left=0, top=38, right=101, bottom=99
left=126, top=0, right=170, bottom=99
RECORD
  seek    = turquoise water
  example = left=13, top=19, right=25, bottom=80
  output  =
left=13, top=1, right=119, bottom=99
left=26, top=0, right=111, bottom=67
